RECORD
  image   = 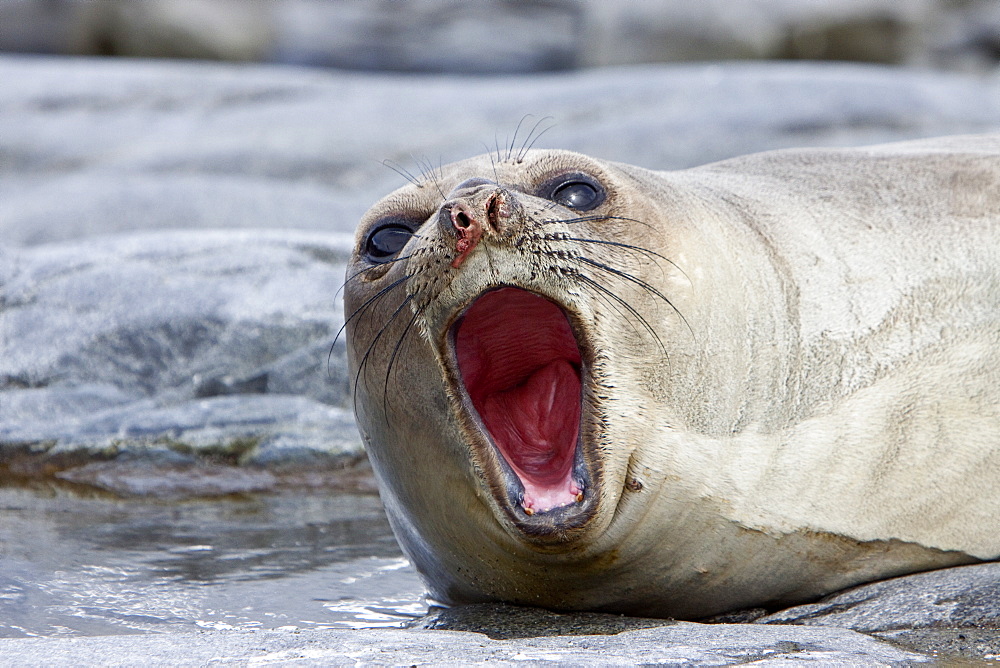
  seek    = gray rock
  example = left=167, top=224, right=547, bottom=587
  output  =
left=1, top=393, right=364, bottom=495
left=21, top=394, right=357, bottom=457
left=0, top=229, right=349, bottom=399
left=758, top=563, right=1000, bottom=660
left=759, top=562, right=1000, bottom=632
left=55, top=459, right=282, bottom=498
left=0, top=623, right=930, bottom=665
left=3, top=56, right=1000, bottom=247
left=0, top=384, right=134, bottom=426
left=416, top=602, right=672, bottom=639
left=0, top=229, right=359, bottom=492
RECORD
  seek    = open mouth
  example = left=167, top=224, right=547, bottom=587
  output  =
left=453, top=287, right=585, bottom=515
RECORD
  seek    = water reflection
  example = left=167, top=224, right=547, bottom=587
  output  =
left=0, top=484, right=426, bottom=637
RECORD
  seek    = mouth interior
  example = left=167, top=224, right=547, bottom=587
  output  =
left=454, top=287, right=582, bottom=513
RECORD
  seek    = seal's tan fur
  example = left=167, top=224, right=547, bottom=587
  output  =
left=345, top=135, right=999, bottom=618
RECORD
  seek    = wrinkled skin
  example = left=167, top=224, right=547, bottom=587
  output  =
left=344, top=135, right=1000, bottom=619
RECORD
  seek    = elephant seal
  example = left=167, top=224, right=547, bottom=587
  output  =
left=344, top=135, right=1000, bottom=619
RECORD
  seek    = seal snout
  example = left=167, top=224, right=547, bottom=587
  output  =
left=440, top=181, right=517, bottom=268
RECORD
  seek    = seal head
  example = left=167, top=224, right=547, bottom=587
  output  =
left=347, top=152, right=674, bottom=550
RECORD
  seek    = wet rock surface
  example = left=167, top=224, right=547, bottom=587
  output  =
left=410, top=568, right=1000, bottom=662
left=415, top=603, right=673, bottom=639
left=0, top=621, right=930, bottom=666
left=758, top=562, right=1000, bottom=661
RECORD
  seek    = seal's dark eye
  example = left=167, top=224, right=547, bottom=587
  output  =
left=540, top=173, right=606, bottom=211
left=364, top=223, right=412, bottom=263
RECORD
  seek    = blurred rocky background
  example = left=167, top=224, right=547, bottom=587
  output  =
left=1, top=0, right=1000, bottom=72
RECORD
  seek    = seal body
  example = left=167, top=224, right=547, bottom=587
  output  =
left=344, top=135, right=1000, bottom=619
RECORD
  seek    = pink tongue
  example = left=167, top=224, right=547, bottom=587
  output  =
left=453, top=288, right=583, bottom=513
left=479, top=359, right=581, bottom=511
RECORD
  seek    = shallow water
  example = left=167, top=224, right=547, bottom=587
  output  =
left=0, top=484, right=427, bottom=637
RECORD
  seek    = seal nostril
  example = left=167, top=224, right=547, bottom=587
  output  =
left=445, top=200, right=483, bottom=268
left=486, top=192, right=503, bottom=231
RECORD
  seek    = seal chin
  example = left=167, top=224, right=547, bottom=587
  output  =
left=450, top=287, right=590, bottom=522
